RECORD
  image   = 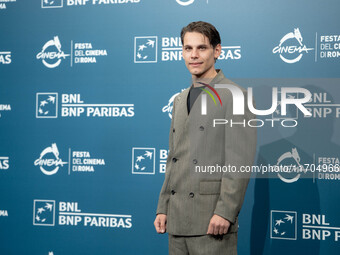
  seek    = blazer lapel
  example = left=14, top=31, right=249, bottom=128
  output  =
left=173, top=88, right=189, bottom=148
left=175, top=88, right=189, bottom=123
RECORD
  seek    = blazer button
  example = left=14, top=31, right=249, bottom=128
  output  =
left=173, top=128, right=175, bottom=132
left=172, top=158, right=177, bottom=163
left=193, top=159, right=197, bottom=164
left=199, top=126, right=204, bottom=131
left=189, top=192, right=194, bottom=198
left=171, top=190, right=176, bottom=195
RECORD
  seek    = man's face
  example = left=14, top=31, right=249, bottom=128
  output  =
left=182, top=32, right=221, bottom=79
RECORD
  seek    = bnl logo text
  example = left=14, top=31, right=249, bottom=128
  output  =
left=201, top=85, right=312, bottom=117
left=303, top=214, right=340, bottom=241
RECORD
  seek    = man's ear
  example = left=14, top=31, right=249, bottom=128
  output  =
left=214, top=44, right=222, bottom=60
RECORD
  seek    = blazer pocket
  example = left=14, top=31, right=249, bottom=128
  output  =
left=199, top=181, right=221, bottom=195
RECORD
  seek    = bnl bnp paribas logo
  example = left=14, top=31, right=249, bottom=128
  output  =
left=36, top=93, right=58, bottom=118
left=132, top=148, right=155, bottom=174
left=0, top=156, right=10, bottom=170
left=134, top=36, right=241, bottom=63
left=134, top=36, right=157, bottom=63
left=132, top=147, right=168, bottom=174
left=0, top=50, right=11, bottom=64
left=271, top=210, right=297, bottom=240
left=271, top=210, right=340, bottom=242
left=273, top=28, right=314, bottom=64
left=33, top=200, right=132, bottom=228
left=36, top=93, right=134, bottom=118
left=33, top=200, right=56, bottom=226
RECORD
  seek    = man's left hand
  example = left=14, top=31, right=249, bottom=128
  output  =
left=207, top=214, right=231, bottom=235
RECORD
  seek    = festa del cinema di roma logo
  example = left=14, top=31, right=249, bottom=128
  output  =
left=273, top=28, right=314, bottom=64
left=34, top=142, right=106, bottom=174
left=34, top=143, right=68, bottom=175
left=276, top=148, right=306, bottom=184
left=36, top=36, right=70, bottom=68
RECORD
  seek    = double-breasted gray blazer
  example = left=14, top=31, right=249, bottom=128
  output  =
left=156, top=70, right=257, bottom=236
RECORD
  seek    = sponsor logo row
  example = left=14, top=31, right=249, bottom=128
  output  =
left=2, top=86, right=340, bottom=120
left=36, top=93, right=134, bottom=118
left=0, top=0, right=232, bottom=10
left=0, top=0, right=141, bottom=10
left=0, top=145, right=168, bottom=175
left=1, top=31, right=339, bottom=66
left=1, top=146, right=339, bottom=184
left=39, top=0, right=204, bottom=9
left=3, top=206, right=340, bottom=244
left=2, top=86, right=339, bottom=120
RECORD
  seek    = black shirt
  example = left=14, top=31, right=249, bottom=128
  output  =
left=187, top=85, right=203, bottom=114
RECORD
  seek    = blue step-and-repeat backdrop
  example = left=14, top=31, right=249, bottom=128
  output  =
left=1, top=0, right=340, bottom=254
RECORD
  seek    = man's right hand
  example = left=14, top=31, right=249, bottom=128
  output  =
left=154, top=214, right=167, bottom=234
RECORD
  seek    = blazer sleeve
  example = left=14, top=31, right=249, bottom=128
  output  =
left=156, top=97, right=176, bottom=215
left=213, top=93, right=257, bottom=223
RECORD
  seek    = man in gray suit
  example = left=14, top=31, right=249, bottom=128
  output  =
left=154, top=21, right=257, bottom=255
